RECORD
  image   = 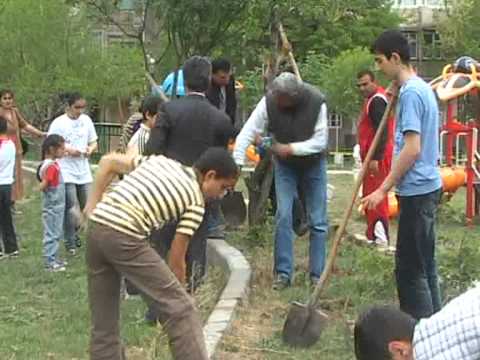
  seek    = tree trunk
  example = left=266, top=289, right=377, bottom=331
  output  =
left=246, top=151, right=274, bottom=226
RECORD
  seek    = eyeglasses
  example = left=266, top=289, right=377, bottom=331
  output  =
left=73, top=105, right=86, bottom=109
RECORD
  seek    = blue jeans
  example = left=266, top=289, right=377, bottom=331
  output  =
left=273, top=155, right=328, bottom=280
left=396, top=189, right=442, bottom=319
left=206, top=200, right=225, bottom=238
left=64, top=183, right=90, bottom=250
left=42, top=184, right=65, bottom=265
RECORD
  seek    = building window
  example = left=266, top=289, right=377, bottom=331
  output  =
left=402, top=31, right=418, bottom=60
left=328, top=113, right=343, bottom=129
left=423, top=30, right=442, bottom=60
left=393, top=0, right=418, bottom=7
left=393, top=0, right=445, bottom=8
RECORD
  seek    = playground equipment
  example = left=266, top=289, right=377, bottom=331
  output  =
left=379, top=57, right=479, bottom=222
left=385, top=167, right=466, bottom=218
left=429, top=56, right=480, bottom=225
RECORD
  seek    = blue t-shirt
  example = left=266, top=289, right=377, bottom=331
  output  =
left=394, top=76, right=442, bottom=196
left=157, top=70, right=185, bottom=97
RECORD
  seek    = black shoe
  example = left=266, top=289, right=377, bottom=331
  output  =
left=75, top=238, right=82, bottom=248
left=144, top=306, right=160, bottom=325
left=272, top=274, right=291, bottom=290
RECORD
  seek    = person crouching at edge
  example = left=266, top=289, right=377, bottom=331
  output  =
left=83, top=147, right=239, bottom=360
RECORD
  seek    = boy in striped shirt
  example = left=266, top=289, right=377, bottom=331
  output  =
left=83, top=147, right=239, bottom=360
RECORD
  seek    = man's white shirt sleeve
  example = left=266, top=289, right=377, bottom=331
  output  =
left=233, top=97, right=268, bottom=166
left=233, top=99, right=328, bottom=165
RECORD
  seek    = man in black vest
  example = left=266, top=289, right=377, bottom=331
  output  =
left=233, top=72, right=329, bottom=290
left=144, top=56, right=235, bottom=321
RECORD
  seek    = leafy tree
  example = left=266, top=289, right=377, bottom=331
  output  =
left=224, top=0, right=401, bottom=72
left=437, top=0, right=480, bottom=60
left=303, top=47, right=378, bottom=119
left=0, top=0, right=144, bottom=126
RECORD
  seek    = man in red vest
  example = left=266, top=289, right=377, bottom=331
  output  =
left=357, top=70, right=394, bottom=246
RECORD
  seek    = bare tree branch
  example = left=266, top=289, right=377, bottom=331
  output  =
left=84, top=0, right=139, bottom=38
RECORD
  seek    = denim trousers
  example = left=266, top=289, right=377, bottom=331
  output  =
left=0, top=184, right=18, bottom=254
left=42, top=183, right=65, bottom=265
left=396, top=188, right=442, bottom=319
left=273, top=155, right=328, bottom=280
left=64, top=183, right=89, bottom=250
left=206, top=199, right=225, bottom=238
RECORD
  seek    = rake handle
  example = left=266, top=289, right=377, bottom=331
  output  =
left=308, top=90, right=397, bottom=308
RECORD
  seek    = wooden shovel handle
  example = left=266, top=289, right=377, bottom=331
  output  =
left=145, top=71, right=169, bottom=103
left=308, top=90, right=398, bottom=308
left=278, top=22, right=302, bottom=81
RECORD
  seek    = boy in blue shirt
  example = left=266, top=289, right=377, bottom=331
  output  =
left=362, top=30, right=442, bottom=319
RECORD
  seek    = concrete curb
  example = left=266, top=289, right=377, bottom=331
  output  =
left=204, top=239, right=251, bottom=359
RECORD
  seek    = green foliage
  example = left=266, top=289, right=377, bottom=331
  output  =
left=160, top=0, right=249, bottom=59
left=0, top=0, right=144, bottom=125
left=238, top=67, right=265, bottom=111
left=303, top=47, right=378, bottom=119
left=224, top=0, right=401, bottom=72
left=437, top=0, right=480, bottom=60
left=437, top=203, right=480, bottom=300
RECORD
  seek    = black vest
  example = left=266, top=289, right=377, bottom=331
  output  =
left=266, top=83, right=326, bottom=168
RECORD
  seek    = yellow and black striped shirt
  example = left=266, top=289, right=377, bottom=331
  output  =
left=118, top=112, right=143, bottom=153
left=90, top=155, right=205, bottom=239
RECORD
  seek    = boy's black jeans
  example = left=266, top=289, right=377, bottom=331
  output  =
left=396, top=188, right=442, bottom=319
left=0, top=185, right=18, bottom=254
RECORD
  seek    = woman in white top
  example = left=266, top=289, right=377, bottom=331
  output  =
left=48, top=93, right=98, bottom=255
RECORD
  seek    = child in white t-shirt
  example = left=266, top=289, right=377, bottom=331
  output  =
left=0, top=116, right=19, bottom=258
left=126, top=95, right=164, bottom=156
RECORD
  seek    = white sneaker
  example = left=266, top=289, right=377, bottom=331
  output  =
left=46, top=262, right=66, bottom=272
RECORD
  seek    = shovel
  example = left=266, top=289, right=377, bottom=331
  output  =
left=282, top=89, right=398, bottom=347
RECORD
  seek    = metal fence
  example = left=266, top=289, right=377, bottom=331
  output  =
left=92, top=122, right=123, bottom=162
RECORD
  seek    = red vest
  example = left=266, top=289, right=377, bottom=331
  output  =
left=358, top=86, right=394, bottom=161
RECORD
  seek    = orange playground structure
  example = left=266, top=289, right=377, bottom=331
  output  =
left=430, top=57, right=480, bottom=225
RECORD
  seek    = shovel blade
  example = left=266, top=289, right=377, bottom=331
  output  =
left=221, top=191, right=247, bottom=228
left=282, top=301, right=329, bottom=347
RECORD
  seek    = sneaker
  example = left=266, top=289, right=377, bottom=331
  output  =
left=374, top=238, right=389, bottom=248
left=68, top=248, right=77, bottom=256
left=310, top=276, right=320, bottom=287
left=144, top=306, right=160, bottom=325
left=0, top=252, right=4, bottom=260
left=7, top=250, right=19, bottom=258
left=75, top=238, right=82, bottom=248
left=272, top=274, right=291, bottom=290
left=46, top=262, right=66, bottom=272
left=56, top=259, right=68, bottom=267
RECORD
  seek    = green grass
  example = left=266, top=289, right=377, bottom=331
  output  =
left=1, top=192, right=225, bottom=360
left=217, top=174, right=480, bottom=359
